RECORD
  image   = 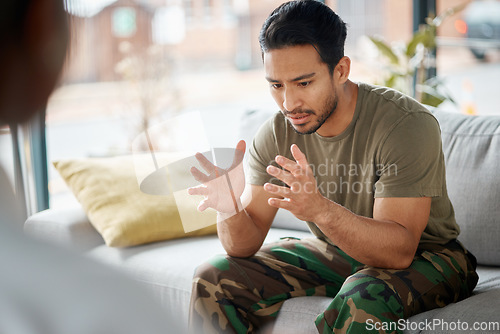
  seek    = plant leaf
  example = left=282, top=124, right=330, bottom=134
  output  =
left=406, top=30, right=427, bottom=57
left=369, top=36, right=399, bottom=65
left=433, top=1, right=470, bottom=27
left=424, top=77, right=457, bottom=105
left=417, top=84, right=446, bottom=107
left=423, top=26, right=437, bottom=49
left=385, top=74, right=398, bottom=88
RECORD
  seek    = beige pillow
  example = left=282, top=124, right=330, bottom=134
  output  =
left=53, top=155, right=217, bottom=247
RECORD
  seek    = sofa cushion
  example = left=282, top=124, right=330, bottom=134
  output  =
left=53, top=155, right=217, bottom=247
left=433, top=110, right=500, bottom=266
left=272, top=296, right=331, bottom=334
left=474, top=266, right=500, bottom=294
left=404, top=288, right=500, bottom=334
left=24, top=206, right=104, bottom=251
left=85, top=228, right=314, bottom=333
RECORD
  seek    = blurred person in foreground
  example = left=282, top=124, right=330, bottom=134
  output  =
left=188, top=1, right=478, bottom=333
left=0, top=1, right=178, bottom=332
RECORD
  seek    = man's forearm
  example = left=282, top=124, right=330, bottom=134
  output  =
left=314, top=198, right=419, bottom=269
left=217, top=208, right=266, bottom=258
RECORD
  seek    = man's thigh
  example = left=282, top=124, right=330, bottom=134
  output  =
left=401, top=241, right=478, bottom=316
left=190, top=237, right=363, bottom=332
left=196, top=237, right=364, bottom=301
left=256, top=237, right=365, bottom=298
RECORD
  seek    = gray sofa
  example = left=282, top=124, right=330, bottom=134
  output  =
left=25, top=109, right=500, bottom=333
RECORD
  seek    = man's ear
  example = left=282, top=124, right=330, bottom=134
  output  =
left=334, top=56, right=351, bottom=85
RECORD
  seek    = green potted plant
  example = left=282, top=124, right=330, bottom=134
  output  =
left=369, top=2, right=469, bottom=107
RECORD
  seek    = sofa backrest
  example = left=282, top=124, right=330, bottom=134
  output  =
left=433, top=110, right=500, bottom=266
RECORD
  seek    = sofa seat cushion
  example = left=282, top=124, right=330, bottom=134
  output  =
left=85, top=227, right=313, bottom=332
left=24, top=206, right=104, bottom=252
left=474, top=266, right=500, bottom=293
left=402, top=287, right=500, bottom=334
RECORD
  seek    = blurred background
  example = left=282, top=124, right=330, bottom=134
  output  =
left=1, top=0, right=499, bottom=213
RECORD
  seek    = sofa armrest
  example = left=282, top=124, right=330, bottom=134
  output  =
left=24, top=206, right=104, bottom=252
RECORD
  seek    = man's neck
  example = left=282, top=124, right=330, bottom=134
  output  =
left=317, top=80, right=358, bottom=137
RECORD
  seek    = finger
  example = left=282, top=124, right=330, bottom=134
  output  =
left=235, top=139, right=246, bottom=155
left=195, top=152, right=216, bottom=174
left=290, top=144, right=309, bottom=168
left=190, top=166, right=210, bottom=183
left=214, top=166, right=226, bottom=178
left=267, top=197, right=294, bottom=211
left=263, top=183, right=291, bottom=198
left=266, top=165, right=295, bottom=186
left=197, top=198, right=211, bottom=212
left=187, top=185, right=208, bottom=196
left=230, top=140, right=246, bottom=170
left=274, top=155, right=302, bottom=176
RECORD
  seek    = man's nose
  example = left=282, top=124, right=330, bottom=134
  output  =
left=283, top=88, right=302, bottom=112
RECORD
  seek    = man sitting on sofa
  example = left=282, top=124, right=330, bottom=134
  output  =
left=188, top=1, right=478, bottom=333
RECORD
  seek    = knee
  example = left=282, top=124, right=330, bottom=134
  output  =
left=337, top=270, right=404, bottom=316
left=190, top=255, right=235, bottom=333
left=191, top=254, right=233, bottom=313
left=193, top=254, right=231, bottom=285
left=317, top=271, right=405, bottom=333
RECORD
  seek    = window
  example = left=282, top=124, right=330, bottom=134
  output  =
left=184, top=0, right=194, bottom=24
left=0, top=127, right=14, bottom=192
left=204, top=0, right=214, bottom=24
left=222, top=0, right=237, bottom=25
left=435, top=0, right=500, bottom=115
left=112, top=7, right=137, bottom=37
left=43, top=0, right=499, bottom=210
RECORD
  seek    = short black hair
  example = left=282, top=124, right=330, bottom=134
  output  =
left=259, top=0, right=347, bottom=74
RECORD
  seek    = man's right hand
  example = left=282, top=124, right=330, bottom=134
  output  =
left=188, top=140, right=246, bottom=215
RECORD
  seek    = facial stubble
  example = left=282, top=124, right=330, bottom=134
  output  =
left=287, top=93, right=338, bottom=135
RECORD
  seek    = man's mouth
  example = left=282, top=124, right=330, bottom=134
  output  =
left=286, top=113, right=312, bottom=125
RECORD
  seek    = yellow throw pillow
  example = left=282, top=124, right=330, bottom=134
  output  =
left=53, top=155, right=217, bottom=247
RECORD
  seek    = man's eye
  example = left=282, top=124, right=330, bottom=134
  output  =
left=299, top=81, right=311, bottom=87
left=271, top=84, right=282, bottom=89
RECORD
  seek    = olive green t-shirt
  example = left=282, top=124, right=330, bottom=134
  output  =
left=247, top=82, right=459, bottom=245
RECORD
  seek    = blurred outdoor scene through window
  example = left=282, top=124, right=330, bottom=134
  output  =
left=48, top=0, right=500, bottom=208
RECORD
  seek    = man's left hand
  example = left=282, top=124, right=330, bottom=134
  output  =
left=264, top=144, right=326, bottom=222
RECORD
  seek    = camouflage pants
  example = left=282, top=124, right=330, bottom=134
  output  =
left=189, top=237, right=478, bottom=334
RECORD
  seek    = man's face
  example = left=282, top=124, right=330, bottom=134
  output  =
left=264, top=44, right=338, bottom=135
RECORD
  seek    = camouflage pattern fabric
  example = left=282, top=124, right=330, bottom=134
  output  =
left=189, top=237, right=478, bottom=334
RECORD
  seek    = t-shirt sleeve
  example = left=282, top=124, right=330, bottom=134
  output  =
left=374, top=112, right=445, bottom=198
left=246, top=115, right=281, bottom=186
